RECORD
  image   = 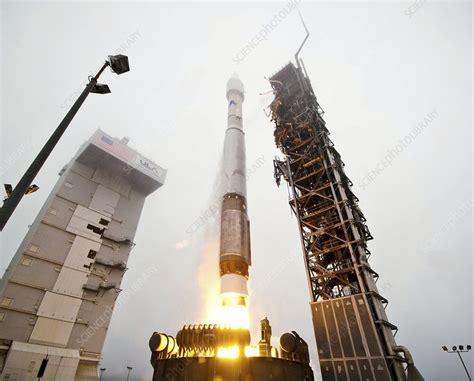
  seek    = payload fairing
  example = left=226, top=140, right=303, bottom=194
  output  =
left=219, top=75, right=251, bottom=309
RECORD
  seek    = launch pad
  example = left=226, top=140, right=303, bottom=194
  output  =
left=150, top=356, right=313, bottom=381
left=149, top=320, right=314, bottom=381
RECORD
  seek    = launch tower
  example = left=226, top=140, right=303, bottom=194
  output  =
left=267, top=29, right=424, bottom=381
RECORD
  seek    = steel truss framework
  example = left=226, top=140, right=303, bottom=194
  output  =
left=268, top=62, right=408, bottom=380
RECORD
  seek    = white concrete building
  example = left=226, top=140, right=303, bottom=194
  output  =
left=0, top=130, right=165, bottom=380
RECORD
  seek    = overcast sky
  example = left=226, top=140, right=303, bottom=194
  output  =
left=1, top=1, right=472, bottom=380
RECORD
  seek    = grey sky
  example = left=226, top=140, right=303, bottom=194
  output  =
left=1, top=1, right=472, bottom=380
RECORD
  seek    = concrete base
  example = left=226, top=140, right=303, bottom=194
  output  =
left=151, top=356, right=314, bottom=381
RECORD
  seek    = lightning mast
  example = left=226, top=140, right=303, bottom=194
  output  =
left=267, top=21, right=424, bottom=381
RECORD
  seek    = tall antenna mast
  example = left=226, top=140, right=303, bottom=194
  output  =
left=295, top=11, right=310, bottom=70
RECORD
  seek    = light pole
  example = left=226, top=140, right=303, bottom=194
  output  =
left=126, top=366, right=133, bottom=381
left=99, top=368, right=106, bottom=381
left=442, top=345, right=472, bottom=380
left=0, top=54, right=130, bottom=231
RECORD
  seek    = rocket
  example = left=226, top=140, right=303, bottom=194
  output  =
left=219, top=75, right=251, bottom=308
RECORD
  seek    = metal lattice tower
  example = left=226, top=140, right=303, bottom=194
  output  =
left=267, top=55, right=423, bottom=380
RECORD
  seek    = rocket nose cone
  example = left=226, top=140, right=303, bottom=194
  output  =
left=227, top=74, right=244, bottom=99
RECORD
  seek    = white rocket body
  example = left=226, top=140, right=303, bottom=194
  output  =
left=219, top=75, right=250, bottom=303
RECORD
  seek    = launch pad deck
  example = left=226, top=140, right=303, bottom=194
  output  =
left=151, top=356, right=314, bottom=381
